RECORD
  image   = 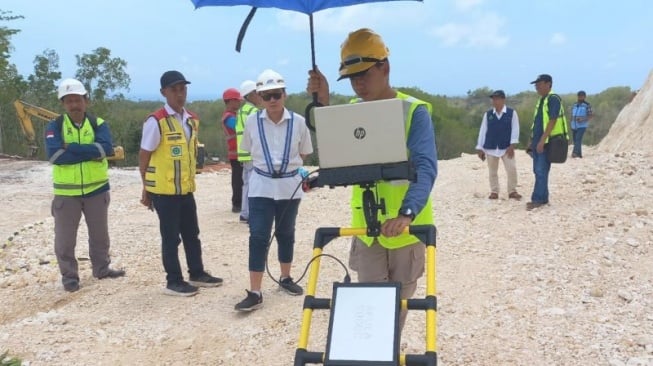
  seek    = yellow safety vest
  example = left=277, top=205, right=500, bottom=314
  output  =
left=351, top=91, right=435, bottom=248
left=144, top=108, right=199, bottom=195
left=532, top=92, right=568, bottom=142
left=236, top=102, right=258, bottom=162
left=52, top=114, right=109, bottom=196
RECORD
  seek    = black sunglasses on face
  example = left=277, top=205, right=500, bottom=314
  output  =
left=260, top=92, right=283, bottom=101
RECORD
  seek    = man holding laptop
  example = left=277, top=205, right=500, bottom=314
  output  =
left=307, top=28, right=437, bottom=329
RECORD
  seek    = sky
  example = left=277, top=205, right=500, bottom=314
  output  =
left=3, top=0, right=653, bottom=101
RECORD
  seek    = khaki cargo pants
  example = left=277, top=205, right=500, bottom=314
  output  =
left=349, top=237, right=425, bottom=330
left=52, top=191, right=112, bottom=284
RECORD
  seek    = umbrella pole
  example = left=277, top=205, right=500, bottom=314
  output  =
left=305, top=13, right=321, bottom=131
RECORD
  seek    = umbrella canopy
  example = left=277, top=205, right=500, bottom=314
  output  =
left=191, top=0, right=420, bottom=14
left=189, top=0, right=423, bottom=127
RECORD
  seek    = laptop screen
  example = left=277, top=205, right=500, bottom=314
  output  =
left=314, top=98, right=407, bottom=169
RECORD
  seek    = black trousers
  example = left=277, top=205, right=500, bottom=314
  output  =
left=230, top=159, right=243, bottom=209
left=150, top=193, right=205, bottom=284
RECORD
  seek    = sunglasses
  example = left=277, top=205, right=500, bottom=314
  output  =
left=260, top=92, right=283, bottom=101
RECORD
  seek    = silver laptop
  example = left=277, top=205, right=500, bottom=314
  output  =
left=314, top=98, right=407, bottom=169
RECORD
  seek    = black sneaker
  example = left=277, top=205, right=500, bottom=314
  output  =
left=235, top=290, right=263, bottom=312
left=63, top=280, right=80, bottom=292
left=189, top=272, right=223, bottom=287
left=239, top=216, right=248, bottom=224
left=164, top=281, right=199, bottom=297
left=97, top=268, right=126, bottom=279
left=279, top=277, right=303, bottom=296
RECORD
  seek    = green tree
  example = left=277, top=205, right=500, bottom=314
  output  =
left=75, top=47, right=130, bottom=102
left=25, top=48, right=61, bottom=109
left=0, top=10, right=27, bottom=154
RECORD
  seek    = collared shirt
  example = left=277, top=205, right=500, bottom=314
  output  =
left=571, top=101, right=592, bottom=129
left=475, top=105, right=520, bottom=157
left=140, top=103, right=193, bottom=152
left=240, top=108, right=313, bottom=200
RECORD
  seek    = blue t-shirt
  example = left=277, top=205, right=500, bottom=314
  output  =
left=571, top=101, right=592, bottom=129
left=532, top=94, right=561, bottom=148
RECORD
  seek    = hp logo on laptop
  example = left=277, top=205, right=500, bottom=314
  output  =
left=353, top=127, right=366, bottom=139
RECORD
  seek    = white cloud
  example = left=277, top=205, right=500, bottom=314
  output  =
left=454, top=0, right=485, bottom=12
left=276, top=3, right=427, bottom=34
left=430, top=13, right=508, bottom=48
left=550, top=32, right=567, bottom=45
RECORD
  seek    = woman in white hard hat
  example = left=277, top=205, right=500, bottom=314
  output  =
left=235, top=69, right=313, bottom=311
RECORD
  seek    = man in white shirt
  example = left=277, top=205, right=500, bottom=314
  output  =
left=235, top=69, right=313, bottom=312
left=475, top=90, right=522, bottom=200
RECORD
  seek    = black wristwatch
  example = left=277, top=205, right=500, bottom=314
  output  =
left=398, top=208, right=415, bottom=221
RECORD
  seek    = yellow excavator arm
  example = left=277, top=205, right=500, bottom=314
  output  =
left=13, top=100, right=124, bottom=161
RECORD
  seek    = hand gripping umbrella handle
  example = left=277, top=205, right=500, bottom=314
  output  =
left=304, top=13, right=322, bottom=132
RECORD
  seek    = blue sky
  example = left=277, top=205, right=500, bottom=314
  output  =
left=3, top=0, right=652, bottom=101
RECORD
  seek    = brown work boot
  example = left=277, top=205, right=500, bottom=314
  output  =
left=508, top=192, right=522, bottom=200
left=526, top=202, right=545, bottom=211
left=488, top=193, right=499, bottom=199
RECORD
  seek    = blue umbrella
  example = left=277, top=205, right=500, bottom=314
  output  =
left=190, top=0, right=423, bottom=125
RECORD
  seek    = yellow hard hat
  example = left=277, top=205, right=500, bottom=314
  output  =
left=338, top=28, right=389, bottom=80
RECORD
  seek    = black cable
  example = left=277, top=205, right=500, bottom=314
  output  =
left=260, top=168, right=350, bottom=286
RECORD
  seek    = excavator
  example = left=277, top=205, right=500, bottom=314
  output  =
left=13, top=100, right=125, bottom=161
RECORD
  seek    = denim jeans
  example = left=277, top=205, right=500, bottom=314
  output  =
left=572, top=128, right=586, bottom=157
left=248, top=197, right=300, bottom=272
left=150, top=193, right=205, bottom=284
left=531, top=150, right=551, bottom=204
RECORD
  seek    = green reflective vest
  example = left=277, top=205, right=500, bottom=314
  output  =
left=52, top=115, right=109, bottom=196
left=351, top=91, right=435, bottom=249
left=532, top=92, right=568, bottom=142
left=236, top=102, right=258, bottom=162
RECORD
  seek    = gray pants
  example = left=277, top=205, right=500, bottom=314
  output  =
left=240, top=161, right=254, bottom=219
left=52, top=191, right=112, bottom=283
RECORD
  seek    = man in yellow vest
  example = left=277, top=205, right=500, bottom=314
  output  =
left=45, top=78, right=125, bottom=292
left=236, top=80, right=263, bottom=223
left=307, top=28, right=437, bottom=328
left=139, top=70, right=223, bottom=296
left=527, top=74, right=567, bottom=210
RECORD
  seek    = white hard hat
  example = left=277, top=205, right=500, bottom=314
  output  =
left=58, top=78, right=88, bottom=99
left=239, top=80, right=257, bottom=97
left=256, top=69, right=285, bottom=92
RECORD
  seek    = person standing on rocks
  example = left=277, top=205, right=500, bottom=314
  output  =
left=139, top=70, right=223, bottom=296
left=570, top=90, right=593, bottom=158
left=221, top=87, right=244, bottom=214
left=235, top=80, right=263, bottom=224
left=234, top=69, right=313, bottom=312
left=475, top=89, right=522, bottom=200
left=527, top=74, right=567, bottom=210
left=306, top=28, right=437, bottom=329
left=45, top=78, right=125, bottom=292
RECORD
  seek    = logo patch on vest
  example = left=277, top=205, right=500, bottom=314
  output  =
left=170, top=145, right=182, bottom=157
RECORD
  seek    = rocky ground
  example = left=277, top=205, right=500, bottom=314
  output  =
left=1, top=147, right=652, bottom=365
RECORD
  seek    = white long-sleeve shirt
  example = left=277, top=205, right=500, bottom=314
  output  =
left=475, top=105, right=520, bottom=158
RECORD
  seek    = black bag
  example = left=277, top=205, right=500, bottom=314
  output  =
left=546, top=134, right=568, bottom=163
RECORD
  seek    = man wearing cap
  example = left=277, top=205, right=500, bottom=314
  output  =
left=236, top=80, right=263, bottom=223
left=234, top=69, right=313, bottom=312
left=306, top=28, right=437, bottom=329
left=139, top=70, right=223, bottom=296
left=476, top=90, right=522, bottom=200
left=527, top=74, right=568, bottom=210
left=45, top=78, right=125, bottom=292
left=570, top=90, right=593, bottom=158
left=222, top=87, right=244, bottom=214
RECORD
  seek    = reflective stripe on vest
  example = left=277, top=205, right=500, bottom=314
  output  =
left=253, top=111, right=299, bottom=178
left=350, top=91, right=435, bottom=249
left=144, top=108, right=198, bottom=195
left=532, top=92, right=568, bottom=143
left=52, top=114, right=109, bottom=196
left=236, top=102, right=258, bottom=162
